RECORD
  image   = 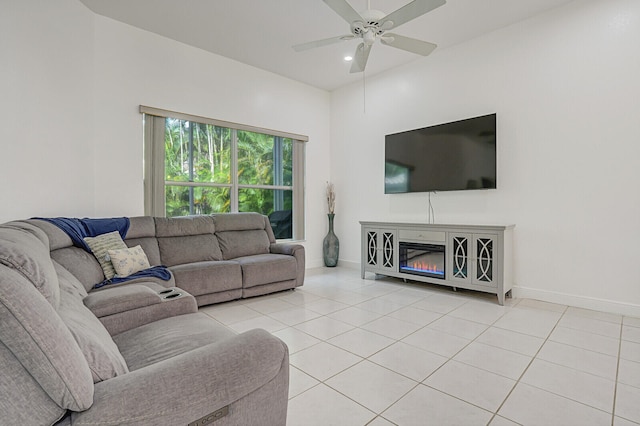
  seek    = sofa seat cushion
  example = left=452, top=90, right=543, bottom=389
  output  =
left=113, top=313, right=235, bottom=371
left=235, top=254, right=297, bottom=288
left=71, top=328, right=288, bottom=426
left=169, top=261, right=242, bottom=296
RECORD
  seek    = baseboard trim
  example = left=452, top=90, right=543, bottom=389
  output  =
left=305, top=259, right=360, bottom=270
left=513, top=285, right=640, bottom=317
left=306, top=259, right=325, bottom=269
left=334, top=259, right=360, bottom=270
left=303, top=263, right=640, bottom=317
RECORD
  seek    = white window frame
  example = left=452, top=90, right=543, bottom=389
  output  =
left=141, top=106, right=306, bottom=241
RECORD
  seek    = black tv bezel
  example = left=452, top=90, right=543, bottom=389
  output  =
left=384, top=113, right=497, bottom=194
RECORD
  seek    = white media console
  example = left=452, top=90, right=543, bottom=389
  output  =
left=360, top=221, right=514, bottom=305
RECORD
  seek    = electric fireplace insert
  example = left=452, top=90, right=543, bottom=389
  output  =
left=399, top=242, right=445, bottom=279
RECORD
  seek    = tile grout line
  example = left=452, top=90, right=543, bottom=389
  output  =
left=488, top=303, right=568, bottom=425
left=231, top=285, right=516, bottom=420
left=369, top=296, right=524, bottom=424
left=208, top=273, right=639, bottom=425
left=611, top=319, right=625, bottom=426
left=286, top=287, right=483, bottom=422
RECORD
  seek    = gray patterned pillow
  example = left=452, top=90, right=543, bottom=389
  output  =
left=83, top=231, right=127, bottom=280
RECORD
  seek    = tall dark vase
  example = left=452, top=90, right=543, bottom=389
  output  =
left=323, top=213, right=339, bottom=267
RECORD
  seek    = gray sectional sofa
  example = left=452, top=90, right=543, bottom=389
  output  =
left=34, top=212, right=305, bottom=334
left=0, top=212, right=304, bottom=425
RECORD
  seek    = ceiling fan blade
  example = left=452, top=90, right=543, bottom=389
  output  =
left=350, top=43, right=371, bottom=73
left=380, top=0, right=446, bottom=30
left=322, top=0, right=363, bottom=25
left=380, top=33, right=437, bottom=56
left=292, top=35, right=355, bottom=52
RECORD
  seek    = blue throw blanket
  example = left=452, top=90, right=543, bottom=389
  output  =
left=34, top=217, right=130, bottom=252
left=94, top=266, right=172, bottom=289
left=34, top=217, right=171, bottom=288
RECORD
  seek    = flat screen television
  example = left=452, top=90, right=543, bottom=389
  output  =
left=385, top=113, right=497, bottom=194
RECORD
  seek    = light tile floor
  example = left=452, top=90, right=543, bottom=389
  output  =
left=199, top=267, right=640, bottom=426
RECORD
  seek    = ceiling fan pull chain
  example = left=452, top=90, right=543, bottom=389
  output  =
left=363, top=70, right=366, bottom=113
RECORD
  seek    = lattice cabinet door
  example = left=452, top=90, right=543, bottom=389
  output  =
left=447, top=233, right=472, bottom=284
left=472, top=234, right=497, bottom=287
left=380, top=230, right=395, bottom=270
left=366, top=230, right=379, bottom=267
left=364, top=228, right=396, bottom=273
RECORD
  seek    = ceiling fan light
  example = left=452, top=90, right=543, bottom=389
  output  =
left=363, top=30, right=376, bottom=45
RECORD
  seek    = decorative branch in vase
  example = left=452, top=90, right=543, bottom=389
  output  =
left=323, top=181, right=339, bottom=267
left=326, top=181, right=335, bottom=214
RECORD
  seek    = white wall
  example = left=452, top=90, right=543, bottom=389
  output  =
left=0, top=0, right=96, bottom=221
left=0, top=1, right=332, bottom=267
left=330, top=0, right=640, bottom=315
left=91, top=15, right=332, bottom=266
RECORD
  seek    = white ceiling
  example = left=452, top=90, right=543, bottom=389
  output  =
left=79, top=0, right=575, bottom=91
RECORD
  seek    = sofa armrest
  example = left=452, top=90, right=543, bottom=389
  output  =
left=270, top=242, right=302, bottom=256
left=84, top=284, right=198, bottom=335
left=84, top=284, right=162, bottom=317
left=271, top=243, right=305, bottom=286
left=70, top=329, right=289, bottom=426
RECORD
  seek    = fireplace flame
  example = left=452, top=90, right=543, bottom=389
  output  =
left=411, top=260, right=441, bottom=273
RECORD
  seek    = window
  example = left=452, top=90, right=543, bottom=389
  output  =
left=142, top=106, right=306, bottom=240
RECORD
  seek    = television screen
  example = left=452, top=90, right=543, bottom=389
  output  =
left=385, top=113, right=497, bottom=193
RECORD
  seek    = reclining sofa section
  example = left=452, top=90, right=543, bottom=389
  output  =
left=31, top=212, right=306, bottom=307
left=0, top=216, right=291, bottom=425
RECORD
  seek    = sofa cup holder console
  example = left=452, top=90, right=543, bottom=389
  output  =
left=158, top=287, right=182, bottom=301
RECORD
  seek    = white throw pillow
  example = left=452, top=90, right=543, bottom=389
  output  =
left=107, top=245, right=151, bottom=278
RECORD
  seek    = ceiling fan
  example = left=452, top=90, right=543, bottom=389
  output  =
left=293, top=0, right=446, bottom=73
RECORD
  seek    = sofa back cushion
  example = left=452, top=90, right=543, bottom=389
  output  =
left=0, top=339, right=67, bottom=425
left=51, top=246, right=105, bottom=292
left=216, top=230, right=271, bottom=260
left=155, top=216, right=223, bottom=266
left=213, top=213, right=271, bottom=260
left=55, top=261, right=129, bottom=383
left=0, top=265, right=94, bottom=411
left=125, top=216, right=161, bottom=266
left=31, top=217, right=163, bottom=289
left=0, top=222, right=60, bottom=307
left=27, top=218, right=74, bottom=251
